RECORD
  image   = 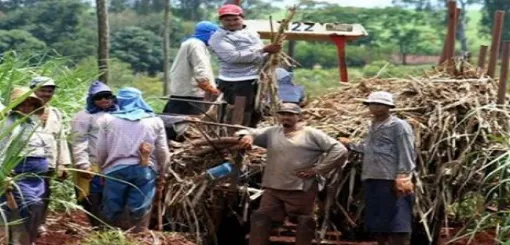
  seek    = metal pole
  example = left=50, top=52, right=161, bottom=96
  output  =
left=487, top=11, right=505, bottom=78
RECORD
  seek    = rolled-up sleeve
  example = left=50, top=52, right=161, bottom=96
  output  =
left=310, top=129, right=348, bottom=174
left=395, top=123, right=416, bottom=174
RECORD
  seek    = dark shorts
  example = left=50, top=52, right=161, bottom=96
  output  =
left=364, top=179, right=413, bottom=233
left=217, top=79, right=261, bottom=127
left=257, top=185, right=318, bottom=223
left=163, top=96, right=205, bottom=115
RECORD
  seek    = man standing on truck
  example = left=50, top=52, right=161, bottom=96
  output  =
left=30, top=76, right=72, bottom=235
left=163, top=21, right=220, bottom=116
left=238, top=103, right=348, bottom=245
left=340, top=91, right=415, bottom=245
left=209, top=4, right=281, bottom=127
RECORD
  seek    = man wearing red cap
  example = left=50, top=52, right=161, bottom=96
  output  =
left=209, top=4, right=281, bottom=127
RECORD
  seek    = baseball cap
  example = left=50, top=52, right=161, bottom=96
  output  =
left=218, top=4, right=243, bottom=18
left=277, top=103, right=302, bottom=114
left=29, top=76, right=58, bottom=89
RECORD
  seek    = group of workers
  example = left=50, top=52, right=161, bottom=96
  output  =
left=163, top=4, right=305, bottom=126
left=1, top=78, right=169, bottom=244
left=0, top=3, right=416, bottom=245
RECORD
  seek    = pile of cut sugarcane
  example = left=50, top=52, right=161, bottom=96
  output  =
left=303, top=61, right=510, bottom=241
left=162, top=123, right=266, bottom=244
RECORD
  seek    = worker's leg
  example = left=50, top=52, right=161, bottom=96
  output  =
left=38, top=168, right=54, bottom=236
left=388, top=233, right=411, bottom=245
left=101, top=168, right=130, bottom=227
left=12, top=175, right=46, bottom=244
left=125, top=165, right=156, bottom=233
left=231, top=80, right=259, bottom=127
left=282, top=184, right=318, bottom=245
left=249, top=188, right=285, bottom=245
left=87, top=174, right=105, bottom=227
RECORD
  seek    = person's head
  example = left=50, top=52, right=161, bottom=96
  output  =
left=277, top=103, right=302, bottom=128
left=218, top=4, right=244, bottom=31
left=193, top=21, right=219, bottom=45
left=10, top=87, right=44, bottom=115
left=111, top=87, right=154, bottom=121
left=362, top=91, right=395, bottom=118
left=29, top=76, right=57, bottom=104
left=87, top=81, right=117, bottom=113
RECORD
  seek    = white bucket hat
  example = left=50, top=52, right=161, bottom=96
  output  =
left=362, top=91, right=395, bottom=108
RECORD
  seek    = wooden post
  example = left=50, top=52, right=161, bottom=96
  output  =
left=287, top=40, right=296, bottom=71
left=478, top=45, right=489, bottom=70
left=497, top=41, right=510, bottom=105
left=487, top=11, right=505, bottom=78
left=96, top=0, right=109, bottom=84
left=330, top=36, right=348, bottom=82
left=445, top=1, right=457, bottom=73
left=232, top=96, right=246, bottom=125
left=163, top=0, right=171, bottom=96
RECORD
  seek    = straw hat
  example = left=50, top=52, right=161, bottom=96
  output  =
left=10, top=87, right=44, bottom=109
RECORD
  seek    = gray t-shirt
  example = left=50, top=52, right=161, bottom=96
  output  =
left=350, top=116, right=416, bottom=180
left=251, top=126, right=348, bottom=191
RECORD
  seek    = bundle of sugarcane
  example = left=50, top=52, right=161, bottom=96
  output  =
left=255, top=6, right=297, bottom=116
left=162, top=122, right=266, bottom=244
left=302, top=61, right=510, bottom=241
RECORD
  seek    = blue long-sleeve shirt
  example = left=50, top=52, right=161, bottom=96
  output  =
left=350, top=116, right=416, bottom=180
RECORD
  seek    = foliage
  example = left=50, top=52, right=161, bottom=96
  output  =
left=361, top=60, right=431, bottom=78
left=481, top=0, right=510, bottom=43
left=110, top=26, right=164, bottom=75
left=109, top=10, right=186, bottom=48
left=0, top=30, right=46, bottom=54
left=0, top=0, right=97, bottom=61
left=81, top=230, right=137, bottom=245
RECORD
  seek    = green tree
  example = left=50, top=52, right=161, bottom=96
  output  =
left=380, top=8, right=440, bottom=64
left=0, top=0, right=96, bottom=61
left=0, top=29, right=46, bottom=53
left=110, top=26, right=164, bottom=75
left=481, top=0, right=510, bottom=44
left=109, top=10, right=185, bottom=48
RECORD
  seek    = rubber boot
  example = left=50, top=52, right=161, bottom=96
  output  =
left=388, top=233, right=411, bottom=245
left=248, top=211, right=272, bottom=245
left=85, top=193, right=103, bottom=227
left=295, top=215, right=316, bottom=245
left=131, top=210, right=152, bottom=233
left=26, top=203, right=45, bottom=244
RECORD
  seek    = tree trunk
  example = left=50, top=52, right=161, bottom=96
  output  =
left=163, top=0, right=171, bottom=96
left=96, top=0, right=109, bottom=84
left=457, top=0, right=468, bottom=53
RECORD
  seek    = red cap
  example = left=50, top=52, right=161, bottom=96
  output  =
left=218, top=4, right=243, bottom=18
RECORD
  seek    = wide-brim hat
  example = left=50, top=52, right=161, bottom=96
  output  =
left=362, top=91, right=395, bottom=108
left=10, top=87, right=44, bottom=109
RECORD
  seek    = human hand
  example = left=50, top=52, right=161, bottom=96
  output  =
left=338, top=137, right=351, bottom=146
left=394, top=174, right=414, bottom=197
left=238, top=135, right=253, bottom=149
left=263, top=44, right=282, bottom=54
left=139, top=142, right=154, bottom=167
left=295, top=168, right=318, bottom=179
left=78, top=166, right=94, bottom=180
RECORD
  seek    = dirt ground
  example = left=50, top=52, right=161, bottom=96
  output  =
left=0, top=211, right=499, bottom=245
